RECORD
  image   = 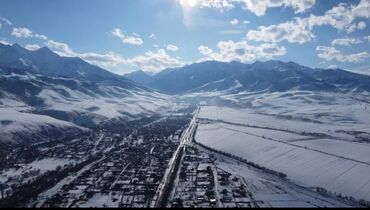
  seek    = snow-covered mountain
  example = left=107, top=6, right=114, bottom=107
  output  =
left=0, top=44, right=174, bottom=143
left=2, top=43, right=370, bottom=144
left=0, top=43, right=140, bottom=89
left=126, top=60, right=370, bottom=94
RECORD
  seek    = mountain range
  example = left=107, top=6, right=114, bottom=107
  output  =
left=0, top=43, right=172, bottom=143
left=1, top=42, right=370, bottom=143
left=126, top=60, right=370, bottom=94
left=0, top=43, right=141, bottom=89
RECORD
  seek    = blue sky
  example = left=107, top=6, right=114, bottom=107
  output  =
left=0, top=0, right=369, bottom=75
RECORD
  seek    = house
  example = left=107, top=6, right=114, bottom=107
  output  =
left=197, top=163, right=209, bottom=172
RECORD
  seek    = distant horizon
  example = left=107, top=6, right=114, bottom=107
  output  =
left=0, top=0, right=369, bottom=75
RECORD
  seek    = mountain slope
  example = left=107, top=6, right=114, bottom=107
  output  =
left=0, top=43, right=141, bottom=89
left=0, top=44, right=174, bottom=143
left=126, top=60, right=370, bottom=94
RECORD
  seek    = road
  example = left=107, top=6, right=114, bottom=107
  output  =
left=106, top=162, right=131, bottom=205
left=92, top=132, right=105, bottom=155
left=109, top=162, right=131, bottom=190
left=153, top=106, right=199, bottom=207
left=211, top=165, right=223, bottom=208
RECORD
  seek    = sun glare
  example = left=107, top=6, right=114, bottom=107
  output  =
left=179, top=0, right=199, bottom=7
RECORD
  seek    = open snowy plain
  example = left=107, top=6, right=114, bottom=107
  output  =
left=194, top=90, right=370, bottom=201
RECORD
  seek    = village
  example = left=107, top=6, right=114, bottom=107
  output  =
left=0, top=115, right=192, bottom=208
left=1, top=107, right=368, bottom=208
left=168, top=146, right=256, bottom=208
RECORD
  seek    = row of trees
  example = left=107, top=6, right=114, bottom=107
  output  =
left=194, top=140, right=370, bottom=208
left=194, top=141, right=287, bottom=179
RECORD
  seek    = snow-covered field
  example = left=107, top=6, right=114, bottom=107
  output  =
left=0, top=158, right=75, bottom=184
left=196, top=91, right=370, bottom=142
left=208, top=147, right=353, bottom=207
left=195, top=93, right=370, bottom=201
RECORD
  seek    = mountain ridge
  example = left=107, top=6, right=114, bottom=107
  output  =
left=125, top=60, right=370, bottom=94
left=0, top=43, right=173, bottom=143
left=0, top=43, right=146, bottom=91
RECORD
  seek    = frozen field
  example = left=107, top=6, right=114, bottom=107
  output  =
left=210, top=148, right=353, bottom=207
left=195, top=104, right=370, bottom=201
left=190, top=91, right=370, bottom=142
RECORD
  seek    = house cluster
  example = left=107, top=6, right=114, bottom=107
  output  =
left=216, top=168, right=254, bottom=208
left=41, top=136, right=96, bottom=160
left=170, top=146, right=256, bottom=208
left=41, top=131, right=180, bottom=208
left=170, top=147, right=217, bottom=208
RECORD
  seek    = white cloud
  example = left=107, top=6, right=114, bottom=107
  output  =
left=149, top=33, right=157, bottom=39
left=236, top=0, right=316, bottom=16
left=200, top=40, right=286, bottom=63
left=0, top=39, right=11, bottom=45
left=46, top=40, right=75, bottom=56
left=122, top=36, right=144, bottom=46
left=357, top=21, right=367, bottom=30
left=353, top=65, right=370, bottom=75
left=46, top=40, right=129, bottom=67
left=112, top=28, right=144, bottom=46
left=331, top=38, right=362, bottom=46
left=0, top=23, right=2, bottom=30
left=247, top=0, right=370, bottom=44
left=0, top=17, right=12, bottom=25
left=365, top=35, right=370, bottom=42
left=178, top=0, right=316, bottom=16
left=305, top=0, right=370, bottom=33
left=179, top=0, right=234, bottom=11
left=166, top=44, right=179, bottom=52
left=316, top=45, right=370, bottom=63
left=12, top=27, right=33, bottom=38
left=11, top=27, right=48, bottom=40
left=243, top=20, right=250, bottom=24
left=247, top=19, right=315, bottom=44
left=125, top=49, right=184, bottom=72
left=230, top=18, right=239, bottom=25
left=24, top=44, right=41, bottom=51
left=34, top=34, right=48, bottom=40
left=198, top=45, right=213, bottom=55
left=46, top=40, right=183, bottom=72
left=6, top=23, right=180, bottom=73
left=328, top=64, right=338, bottom=69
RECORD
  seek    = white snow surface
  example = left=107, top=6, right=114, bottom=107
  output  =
left=0, top=158, right=74, bottom=184
left=0, top=73, right=177, bottom=142
left=195, top=93, right=370, bottom=201
left=0, top=108, right=85, bottom=142
left=209, top=147, right=353, bottom=207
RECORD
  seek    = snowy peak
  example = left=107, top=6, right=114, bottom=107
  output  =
left=33, top=46, right=59, bottom=57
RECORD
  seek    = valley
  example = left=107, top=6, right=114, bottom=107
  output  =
left=1, top=43, right=370, bottom=208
